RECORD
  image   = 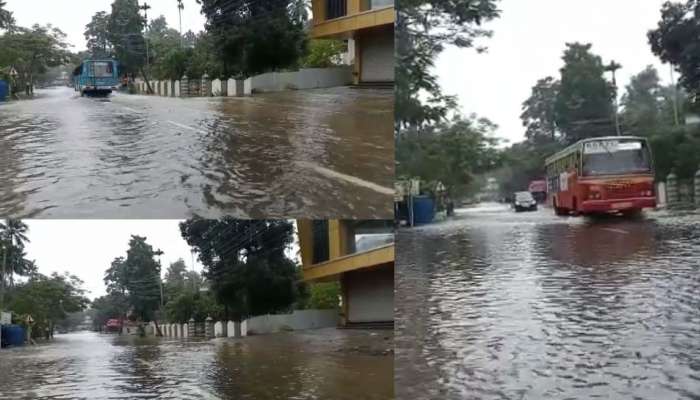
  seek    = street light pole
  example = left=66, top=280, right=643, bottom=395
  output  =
left=139, top=2, right=151, bottom=75
left=177, top=0, right=184, bottom=47
left=605, top=60, right=623, bottom=136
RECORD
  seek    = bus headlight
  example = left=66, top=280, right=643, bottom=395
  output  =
left=588, top=191, right=602, bottom=200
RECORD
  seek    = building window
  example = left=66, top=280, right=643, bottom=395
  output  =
left=362, top=0, right=394, bottom=10
left=312, top=220, right=330, bottom=264
left=326, top=0, right=347, bottom=20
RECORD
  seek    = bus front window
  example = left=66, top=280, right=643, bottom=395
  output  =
left=582, top=140, right=651, bottom=176
left=91, top=62, right=113, bottom=78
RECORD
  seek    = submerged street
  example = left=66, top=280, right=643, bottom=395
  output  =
left=0, top=87, right=393, bottom=218
left=396, top=204, right=700, bottom=399
left=0, top=329, right=393, bottom=400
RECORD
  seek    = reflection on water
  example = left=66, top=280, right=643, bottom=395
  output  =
left=396, top=205, right=700, bottom=399
left=0, top=329, right=393, bottom=399
left=0, top=87, right=393, bottom=218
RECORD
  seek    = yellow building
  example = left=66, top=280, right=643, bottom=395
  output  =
left=310, top=0, right=395, bottom=84
left=297, top=220, right=394, bottom=327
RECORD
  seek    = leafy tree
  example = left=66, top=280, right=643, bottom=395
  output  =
left=396, top=115, right=501, bottom=198
left=164, top=289, right=221, bottom=323
left=90, top=292, right=129, bottom=331
left=103, top=236, right=162, bottom=325
left=84, top=11, right=113, bottom=59
left=0, top=0, right=14, bottom=30
left=554, top=42, right=616, bottom=144
left=108, top=0, right=149, bottom=88
left=521, top=77, right=560, bottom=142
left=648, top=0, right=700, bottom=97
left=396, top=0, right=500, bottom=131
left=0, top=219, right=31, bottom=291
left=180, top=219, right=299, bottom=322
left=306, top=282, right=340, bottom=310
left=302, top=39, right=345, bottom=68
left=8, top=272, right=89, bottom=339
left=196, top=0, right=308, bottom=78
left=0, top=24, right=71, bottom=91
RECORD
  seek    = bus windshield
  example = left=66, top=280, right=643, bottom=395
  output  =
left=581, top=139, right=651, bottom=176
left=90, top=62, right=113, bottom=78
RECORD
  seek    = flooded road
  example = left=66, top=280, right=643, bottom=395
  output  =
left=396, top=204, right=700, bottom=399
left=0, top=329, right=393, bottom=399
left=0, top=87, right=393, bottom=218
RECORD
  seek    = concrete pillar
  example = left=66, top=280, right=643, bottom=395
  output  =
left=188, top=318, right=195, bottom=337
left=243, top=78, right=252, bottom=96
left=205, top=316, right=214, bottom=339
left=656, top=182, right=667, bottom=208
left=226, top=321, right=235, bottom=337
left=201, top=74, right=211, bottom=97
left=180, top=75, right=189, bottom=97
left=174, top=80, right=180, bottom=97
left=211, top=78, right=222, bottom=96
left=182, top=323, right=188, bottom=338
left=695, top=168, right=700, bottom=207
left=667, top=172, right=679, bottom=207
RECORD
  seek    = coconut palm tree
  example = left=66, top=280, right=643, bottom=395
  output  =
left=1, top=219, right=29, bottom=287
left=0, top=0, right=15, bottom=30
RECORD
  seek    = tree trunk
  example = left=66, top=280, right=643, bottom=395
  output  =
left=140, top=67, right=153, bottom=94
left=153, top=318, right=163, bottom=337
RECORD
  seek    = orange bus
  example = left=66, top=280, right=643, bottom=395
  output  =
left=544, top=136, right=656, bottom=216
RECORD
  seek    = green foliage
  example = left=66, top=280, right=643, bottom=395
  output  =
left=180, top=219, right=300, bottom=322
left=306, top=282, right=340, bottom=310
left=197, top=0, right=308, bottom=78
left=0, top=0, right=14, bottom=30
left=396, top=0, right=500, bottom=131
left=8, top=272, right=89, bottom=338
left=91, top=292, right=128, bottom=330
left=396, top=115, right=501, bottom=198
left=84, top=11, right=113, bottom=59
left=491, top=139, right=563, bottom=196
left=0, top=24, right=71, bottom=89
left=521, top=77, right=560, bottom=142
left=0, top=219, right=34, bottom=292
left=164, top=289, right=221, bottom=323
left=108, top=0, right=147, bottom=75
left=302, top=39, right=345, bottom=68
left=554, top=42, right=616, bottom=143
left=648, top=0, right=700, bottom=97
left=103, top=235, right=162, bottom=322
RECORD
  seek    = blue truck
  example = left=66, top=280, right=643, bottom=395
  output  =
left=72, top=59, right=120, bottom=96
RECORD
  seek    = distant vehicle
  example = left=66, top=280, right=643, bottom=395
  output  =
left=72, top=59, right=119, bottom=96
left=104, top=318, right=122, bottom=333
left=544, top=136, right=655, bottom=216
left=513, top=191, right=537, bottom=212
left=528, top=180, right=547, bottom=203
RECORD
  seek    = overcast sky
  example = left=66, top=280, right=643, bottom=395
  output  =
left=5, top=0, right=207, bottom=51
left=435, top=0, right=672, bottom=145
left=23, top=220, right=203, bottom=300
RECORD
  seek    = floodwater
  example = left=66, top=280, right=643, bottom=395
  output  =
left=0, top=329, right=393, bottom=399
left=396, top=204, right=700, bottom=399
left=0, top=87, right=393, bottom=218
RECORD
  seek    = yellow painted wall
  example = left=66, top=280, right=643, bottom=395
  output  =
left=302, top=244, right=395, bottom=281
left=310, top=4, right=395, bottom=39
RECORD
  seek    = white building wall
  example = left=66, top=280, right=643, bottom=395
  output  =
left=246, top=310, right=338, bottom=335
left=346, top=265, right=394, bottom=323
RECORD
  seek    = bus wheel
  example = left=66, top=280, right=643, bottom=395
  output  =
left=553, top=198, right=567, bottom=216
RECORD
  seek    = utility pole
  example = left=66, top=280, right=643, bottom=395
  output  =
left=670, top=63, right=680, bottom=127
left=177, top=0, right=184, bottom=47
left=1, top=242, right=6, bottom=310
left=605, top=60, right=623, bottom=136
left=139, top=2, right=151, bottom=74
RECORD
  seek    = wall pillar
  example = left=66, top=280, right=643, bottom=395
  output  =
left=180, top=75, right=189, bottom=97
left=656, top=182, right=667, bottom=208
left=188, top=318, right=195, bottom=337
left=201, top=74, right=211, bottom=97
left=667, top=172, right=679, bottom=207
left=205, top=316, right=214, bottom=339
left=695, top=168, right=700, bottom=207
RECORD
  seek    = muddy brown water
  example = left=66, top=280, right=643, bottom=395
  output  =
left=0, top=87, right=394, bottom=218
left=0, top=329, right=394, bottom=399
left=396, top=205, right=700, bottom=399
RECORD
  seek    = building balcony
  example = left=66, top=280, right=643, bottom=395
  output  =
left=312, top=0, right=395, bottom=38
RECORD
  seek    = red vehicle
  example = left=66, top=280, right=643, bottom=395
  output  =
left=528, top=180, right=547, bottom=203
left=544, top=136, right=656, bottom=216
left=104, top=319, right=122, bottom=333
